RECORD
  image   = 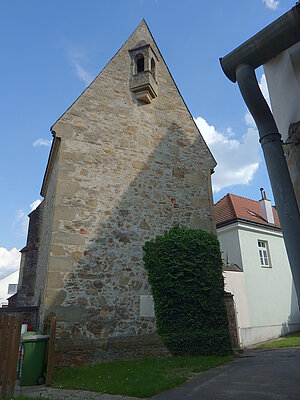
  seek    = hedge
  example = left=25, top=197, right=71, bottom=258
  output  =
left=143, top=225, right=231, bottom=356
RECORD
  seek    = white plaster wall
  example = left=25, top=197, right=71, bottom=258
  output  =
left=218, top=223, right=300, bottom=347
left=223, top=271, right=250, bottom=329
left=239, top=225, right=297, bottom=324
left=264, top=45, right=300, bottom=211
left=217, top=224, right=243, bottom=269
left=264, top=42, right=300, bottom=140
left=0, top=270, right=19, bottom=307
left=240, top=322, right=300, bottom=347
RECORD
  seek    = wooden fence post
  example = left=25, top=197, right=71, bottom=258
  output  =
left=0, top=315, right=9, bottom=386
left=7, top=315, right=22, bottom=397
left=0, top=314, right=13, bottom=398
left=0, top=314, right=22, bottom=398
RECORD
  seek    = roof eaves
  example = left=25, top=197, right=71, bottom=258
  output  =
left=216, top=217, right=281, bottom=231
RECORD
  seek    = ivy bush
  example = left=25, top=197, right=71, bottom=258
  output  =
left=143, top=225, right=231, bottom=356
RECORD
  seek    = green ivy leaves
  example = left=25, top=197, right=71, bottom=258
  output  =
left=143, top=225, right=231, bottom=356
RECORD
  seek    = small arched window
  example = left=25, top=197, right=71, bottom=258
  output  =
left=136, top=54, right=144, bottom=73
left=151, top=58, right=156, bottom=77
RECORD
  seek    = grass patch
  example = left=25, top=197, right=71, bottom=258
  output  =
left=256, top=332, right=300, bottom=350
left=52, top=355, right=232, bottom=398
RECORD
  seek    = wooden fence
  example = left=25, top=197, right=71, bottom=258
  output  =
left=0, top=306, right=38, bottom=330
left=45, top=315, right=57, bottom=386
left=0, top=314, right=22, bottom=398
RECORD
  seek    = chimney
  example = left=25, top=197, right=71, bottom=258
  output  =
left=259, top=188, right=275, bottom=224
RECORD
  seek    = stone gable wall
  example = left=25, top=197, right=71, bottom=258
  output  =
left=38, top=22, right=216, bottom=364
left=35, top=145, right=60, bottom=328
left=15, top=206, right=43, bottom=307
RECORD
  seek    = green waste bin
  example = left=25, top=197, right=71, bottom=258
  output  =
left=19, top=332, right=49, bottom=386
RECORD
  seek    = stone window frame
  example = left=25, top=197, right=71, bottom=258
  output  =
left=151, top=57, right=156, bottom=79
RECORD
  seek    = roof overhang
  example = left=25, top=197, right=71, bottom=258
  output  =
left=217, top=219, right=283, bottom=237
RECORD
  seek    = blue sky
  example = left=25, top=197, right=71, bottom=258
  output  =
left=0, top=0, right=294, bottom=277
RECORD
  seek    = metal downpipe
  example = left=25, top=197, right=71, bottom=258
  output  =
left=236, top=64, right=300, bottom=304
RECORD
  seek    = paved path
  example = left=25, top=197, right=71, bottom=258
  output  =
left=15, top=384, right=140, bottom=399
left=152, top=348, right=300, bottom=400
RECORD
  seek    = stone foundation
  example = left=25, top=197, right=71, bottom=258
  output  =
left=54, top=334, right=170, bottom=367
left=224, top=292, right=240, bottom=350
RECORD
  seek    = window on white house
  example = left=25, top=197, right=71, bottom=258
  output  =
left=7, top=284, right=17, bottom=295
left=258, top=240, right=271, bottom=268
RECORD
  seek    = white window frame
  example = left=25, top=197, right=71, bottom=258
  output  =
left=258, top=240, right=271, bottom=268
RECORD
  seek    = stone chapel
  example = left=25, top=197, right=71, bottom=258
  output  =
left=14, top=20, right=217, bottom=365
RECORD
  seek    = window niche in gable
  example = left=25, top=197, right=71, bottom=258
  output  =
left=129, top=43, right=158, bottom=104
left=136, top=53, right=145, bottom=73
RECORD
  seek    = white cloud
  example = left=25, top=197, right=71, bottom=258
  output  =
left=0, top=247, right=20, bottom=279
left=244, top=110, right=256, bottom=128
left=259, top=73, right=270, bottom=105
left=68, top=48, right=93, bottom=86
left=33, top=138, right=52, bottom=147
left=73, top=61, right=93, bottom=86
left=30, top=199, right=41, bottom=212
left=13, top=209, right=28, bottom=237
left=1, top=199, right=41, bottom=278
left=195, top=116, right=261, bottom=193
left=12, top=199, right=42, bottom=238
left=244, top=73, right=271, bottom=128
left=263, top=0, right=279, bottom=10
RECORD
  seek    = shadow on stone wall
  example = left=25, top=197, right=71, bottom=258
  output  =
left=48, top=122, right=214, bottom=351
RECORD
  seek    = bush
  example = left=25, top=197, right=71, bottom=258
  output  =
left=143, top=225, right=231, bottom=356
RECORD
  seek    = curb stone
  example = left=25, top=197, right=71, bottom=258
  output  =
left=15, top=383, right=142, bottom=400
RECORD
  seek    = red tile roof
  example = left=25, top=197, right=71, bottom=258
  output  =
left=214, top=193, right=280, bottom=229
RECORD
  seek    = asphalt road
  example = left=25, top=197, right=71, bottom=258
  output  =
left=152, top=348, right=300, bottom=400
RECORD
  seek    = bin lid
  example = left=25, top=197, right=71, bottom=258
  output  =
left=21, top=331, right=50, bottom=343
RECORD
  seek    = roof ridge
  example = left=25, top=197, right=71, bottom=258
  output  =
left=215, top=193, right=260, bottom=206
left=228, top=193, right=238, bottom=219
left=229, top=193, right=259, bottom=203
left=51, top=19, right=151, bottom=132
left=214, top=193, right=230, bottom=207
left=214, top=192, right=280, bottom=229
left=229, top=193, right=276, bottom=207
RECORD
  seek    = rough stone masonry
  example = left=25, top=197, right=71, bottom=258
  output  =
left=16, top=20, right=217, bottom=366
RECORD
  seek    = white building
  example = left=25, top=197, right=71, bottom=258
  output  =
left=215, top=192, right=300, bottom=347
left=0, top=270, right=19, bottom=307
left=264, top=42, right=300, bottom=209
